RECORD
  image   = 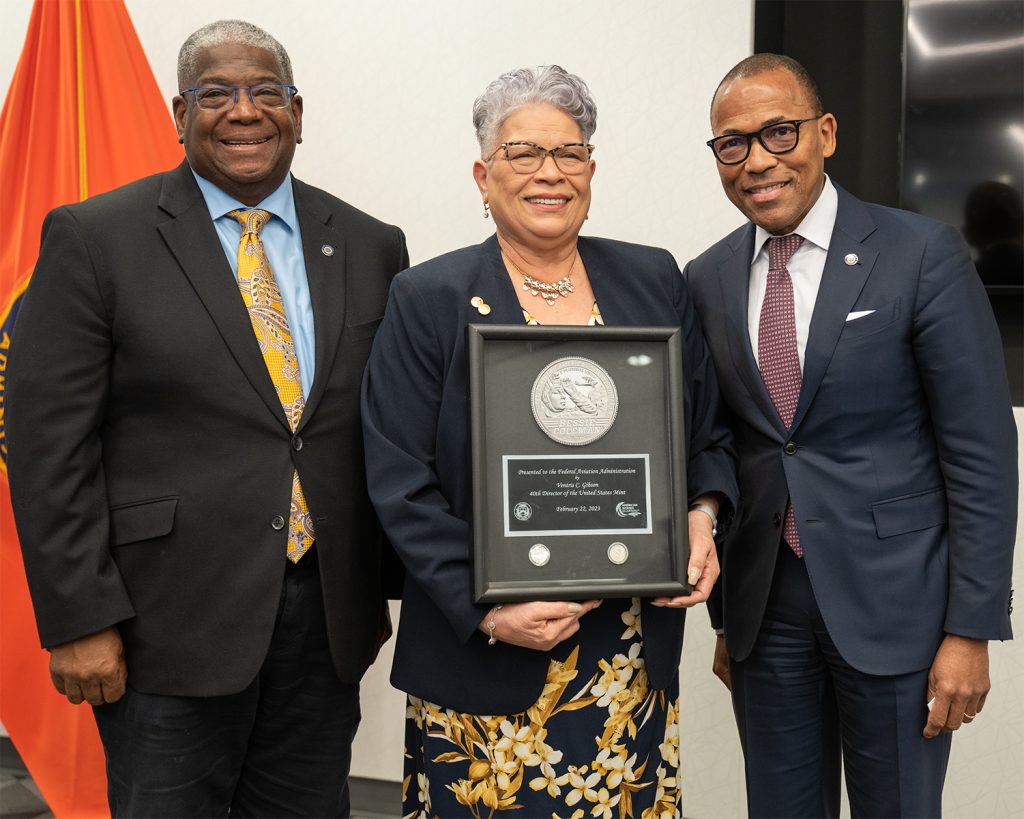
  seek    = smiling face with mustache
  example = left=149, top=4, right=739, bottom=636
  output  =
left=173, top=42, right=303, bottom=206
left=710, top=68, right=836, bottom=236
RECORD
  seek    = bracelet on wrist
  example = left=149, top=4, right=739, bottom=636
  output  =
left=689, top=502, right=718, bottom=537
left=486, top=604, right=503, bottom=645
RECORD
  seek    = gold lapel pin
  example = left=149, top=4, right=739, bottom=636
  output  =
left=471, top=296, right=491, bottom=315
left=844, top=253, right=859, bottom=266
left=321, top=244, right=335, bottom=257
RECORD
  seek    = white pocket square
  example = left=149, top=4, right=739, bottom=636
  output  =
left=846, top=310, right=875, bottom=322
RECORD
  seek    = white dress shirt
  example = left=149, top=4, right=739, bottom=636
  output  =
left=748, top=177, right=839, bottom=370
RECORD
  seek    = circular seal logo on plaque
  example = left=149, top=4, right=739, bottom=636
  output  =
left=530, top=356, right=618, bottom=446
left=607, top=541, right=630, bottom=565
left=513, top=502, right=533, bottom=522
left=528, top=543, right=551, bottom=566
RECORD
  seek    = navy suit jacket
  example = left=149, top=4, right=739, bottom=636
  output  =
left=7, top=161, right=408, bottom=695
left=685, top=185, right=1017, bottom=674
left=362, top=234, right=738, bottom=714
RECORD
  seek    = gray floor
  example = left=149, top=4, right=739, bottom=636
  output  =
left=0, top=738, right=399, bottom=819
left=0, top=774, right=50, bottom=819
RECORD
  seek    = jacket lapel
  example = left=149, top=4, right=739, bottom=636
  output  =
left=470, top=234, right=538, bottom=323
left=292, top=179, right=345, bottom=427
left=717, top=226, right=788, bottom=436
left=791, top=188, right=878, bottom=430
left=156, top=162, right=289, bottom=429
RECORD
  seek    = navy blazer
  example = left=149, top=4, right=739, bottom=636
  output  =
left=362, top=234, right=738, bottom=714
left=7, top=161, right=408, bottom=695
left=685, top=185, right=1017, bottom=674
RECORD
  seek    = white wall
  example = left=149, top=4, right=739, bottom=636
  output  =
left=0, top=0, right=754, bottom=791
left=3, top=2, right=1021, bottom=817
left=0, top=0, right=753, bottom=269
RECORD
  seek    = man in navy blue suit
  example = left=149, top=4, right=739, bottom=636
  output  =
left=685, top=54, right=1017, bottom=818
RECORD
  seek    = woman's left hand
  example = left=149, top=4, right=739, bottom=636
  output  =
left=651, top=505, right=720, bottom=608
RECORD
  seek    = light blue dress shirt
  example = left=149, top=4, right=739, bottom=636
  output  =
left=192, top=170, right=315, bottom=398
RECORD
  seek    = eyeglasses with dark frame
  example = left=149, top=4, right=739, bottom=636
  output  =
left=706, top=115, right=825, bottom=165
left=486, top=141, right=595, bottom=175
left=181, top=84, right=299, bottom=112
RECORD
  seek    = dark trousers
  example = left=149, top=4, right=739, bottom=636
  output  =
left=730, top=543, right=951, bottom=819
left=93, top=548, right=360, bottom=818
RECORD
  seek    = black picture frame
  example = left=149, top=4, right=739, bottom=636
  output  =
left=469, top=324, right=690, bottom=602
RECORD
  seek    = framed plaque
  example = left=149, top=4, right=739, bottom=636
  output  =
left=469, top=325, right=689, bottom=602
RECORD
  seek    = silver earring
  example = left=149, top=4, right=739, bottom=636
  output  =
left=483, top=202, right=490, bottom=219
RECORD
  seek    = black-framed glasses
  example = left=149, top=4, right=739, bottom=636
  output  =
left=486, top=141, right=595, bottom=175
left=181, top=84, right=298, bottom=111
left=706, top=115, right=825, bottom=165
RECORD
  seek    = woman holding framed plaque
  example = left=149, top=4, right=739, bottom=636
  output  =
left=362, top=65, right=737, bottom=818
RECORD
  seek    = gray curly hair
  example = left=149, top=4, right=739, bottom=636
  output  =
left=177, top=20, right=293, bottom=90
left=472, top=65, right=597, bottom=157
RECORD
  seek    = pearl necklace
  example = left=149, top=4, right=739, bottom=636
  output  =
left=502, top=250, right=578, bottom=306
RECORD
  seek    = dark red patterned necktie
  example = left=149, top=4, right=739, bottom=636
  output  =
left=759, top=234, right=805, bottom=556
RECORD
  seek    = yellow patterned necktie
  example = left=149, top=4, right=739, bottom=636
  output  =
left=230, top=208, right=314, bottom=562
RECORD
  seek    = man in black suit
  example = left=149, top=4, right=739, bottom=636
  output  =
left=685, top=54, right=1016, bottom=817
left=6, top=19, right=407, bottom=818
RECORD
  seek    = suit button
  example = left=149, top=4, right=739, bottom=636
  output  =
left=784, top=441, right=798, bottom=455
left=271, top=515, right=286, bottom=530
left=292, top=435, right=303, bottom=451
left=773, top=513, right=782, bottom=527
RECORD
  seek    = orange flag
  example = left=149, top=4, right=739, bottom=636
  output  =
left=0, top=1, right=182, bottom=815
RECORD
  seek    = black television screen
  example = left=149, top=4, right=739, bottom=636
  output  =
left=903, top=0, right=1022, bottom=276
left=903, top=0, right=1022, bottom=401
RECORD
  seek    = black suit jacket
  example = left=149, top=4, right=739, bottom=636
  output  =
left=7, top=161, right=408, bottom=695
left=686, top=185, right=1016, bottom=674
left=362, top=235, right=738, bottom=714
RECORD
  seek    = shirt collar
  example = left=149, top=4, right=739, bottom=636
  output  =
left=190, top=168, right=299, bottom=233
left=752, top=175, right=838, bottom=262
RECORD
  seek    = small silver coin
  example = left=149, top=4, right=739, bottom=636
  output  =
left=528, top=543, right=550, bottom=567
left=607, top=542, right=629, bottom=565
left=531, top=356, right=618, bottom=446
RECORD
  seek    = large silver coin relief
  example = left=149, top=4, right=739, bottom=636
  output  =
left=530, top=356, right=618, bottom=446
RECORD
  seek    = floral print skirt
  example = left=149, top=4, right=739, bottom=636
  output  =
left=402, top=598, right=680, bottom=819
